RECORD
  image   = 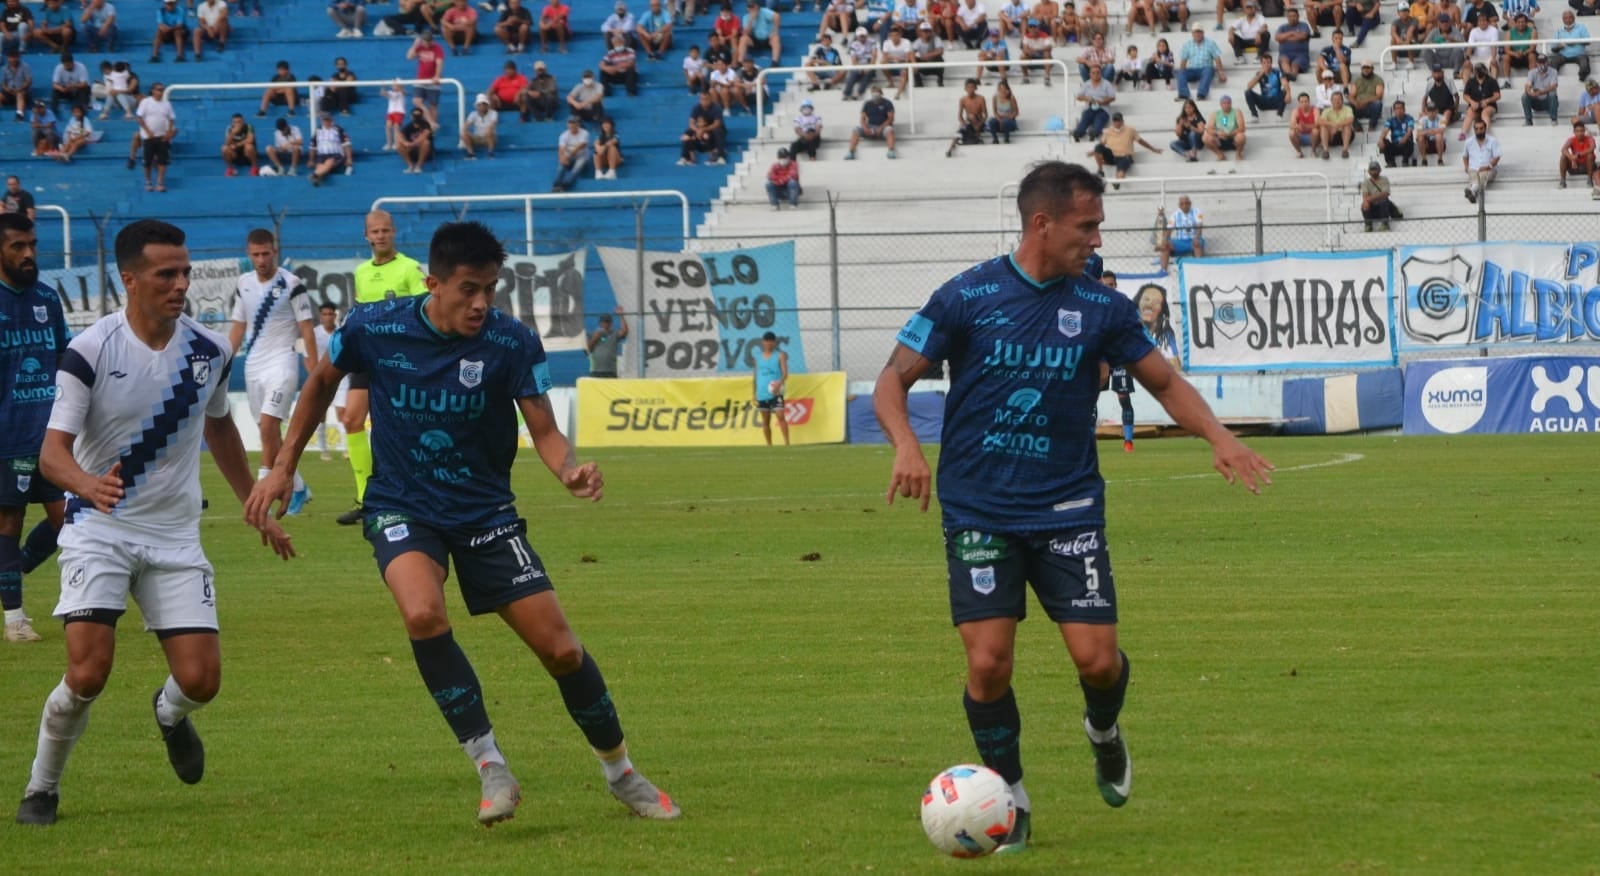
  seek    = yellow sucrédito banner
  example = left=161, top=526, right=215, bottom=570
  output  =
left=575, top=372, right=847, bottom=447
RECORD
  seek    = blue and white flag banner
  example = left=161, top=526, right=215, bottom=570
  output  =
left=1396, top=242, right=1600, bottom=351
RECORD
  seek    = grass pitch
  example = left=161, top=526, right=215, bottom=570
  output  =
left=1, top=435, right=1597, bottom=875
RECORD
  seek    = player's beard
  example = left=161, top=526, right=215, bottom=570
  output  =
left=12, top=261, right=37, bottom=288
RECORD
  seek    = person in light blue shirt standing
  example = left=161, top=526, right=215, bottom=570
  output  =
left=1550, top=9, right=1591, bottom=82
left=1176, top=25, right=1226, bottom=100
left=752, top=330, right=789, bottom=446
left=739, top=0, right=780, bottom=64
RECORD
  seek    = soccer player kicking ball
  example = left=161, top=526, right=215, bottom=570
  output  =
left=873, top=161, right=1273, bottom=854
left=16, top=219, right=296, bottom=827
left=247, top=221, right=680, bottom=827
left=228, top=229, right=319, bottom=514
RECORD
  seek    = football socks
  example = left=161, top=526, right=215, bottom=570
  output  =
left=19, top=519, right=58, bottom=575
left=410, top=630, right=493, bottom=743
left=27, top=679, right=96, bottom=795
left=964, top=687, right=1024, bottom=785
left=0, top=532, right=20, bottom=611
left=555, top=650, right=626, bottom=753
left=154, top=675, right=207, bottom=728
left=346, top=430, right=372, bottom=503
left=1081, top=650, right=1131, bottom=734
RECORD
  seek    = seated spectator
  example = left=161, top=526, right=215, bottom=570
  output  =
left=1559, top=121, right=1595, bottom=189
left=1462, top=16, right=1499, bottom=83
left=1344, top=0, right=1381, bottom=47
left=593, top=116, right=622, bottom=178
left=603, top=1, right=637, bottom=50
left=1421, top=14, right=1463, bottom=76
left=637, top=0, right=672, bottom=60
left=821, top=0, right=859, bottom=39
left=192, top=0, right=228, bottom=59
left=567, top=68, right=605, bottom=121
left=1125, top=0, right=1159, bottom=36
left=552, top=116, right=588, bottom=190
left=1502, top=12, right=1535, bottom=79
left=708, top=56, right=738, bottom=111
left=678, top=91, right=727, bottom=165
left=1459, top=62, right=1499, bottom=138
left=1424, top=64, right=1458, bottom=125
left=929, top=0, right=959, bottom=41
left=1359, top=160, right=1400, bottom=231
left=977, top=27, right=1010, bottom=82
left=382, top=80, right=405, bottom=148
left=1203, top=93, right=1246, bottom=163
left=495, top=0, right=531, bottom=52
left=765, top=148, right=800, bottom=209
left=954, top=0, right=988, bottom=48
left=1317, top=89, right=1355, bottom=158
left=1152, top=0, right=1190, bottom=31
left=50, top=52, right=90, bottom=115
left=599, top=32, right=639, bottom=97
left=329, top=0, right=367, bottom=38
left=1349, top=59, right=1384, bottom=130
left=488, top=59, right=527, bottom=114
left=440, top=0, right=478, bottom=55
left=80, top=0, right=117, bottom=54
left=988, top=78, right=1019, bottom=143
left=1461, top=118, right=1499, bottom=203
left=1072, top=65, right=1115, bottom=140
left=523, top=59, right=559, bottom=120
left=1305, top=0, right=1342, bottom=36
left=846, top=85, right=896, bottom=159
left=737, top=57, right=765, bottom=111
left=1390, top=5, right=1421, bottom=67
left=877, top=26, right=914, bottom=98
left=1550, top=11, right=1590, bottom=83
left=1228, top=2, right=1270, bottom=62
left=1244, top=52, right=1285, bottom=118
left=1177, top=26, right=1227, bottom=101
left=1315, top=68, right=1345, bottom=109
left=1417, top=98, right=1449, bottom=164
left=1015, top=20, right=1053, bottom=85
left=790, top=96, right=823, bottom=158
left=956, top=77, right=987, bottom=145
left=325, top=56, right=358, bottom=115
left=1380, top=99, right=1416, bottom=165
left=1172, top=96, right=1205, bottom=161
left=151, top=0, right=188, bottom=63
left=1286, top=90, right=1317, bottom=156
left=1143, top=38, right=1174, bottom=89
left=912, top=22, right=946, bottom=87
left=1275, top=9, right=1311, bottom=80
left=1317, top=30, right=1352, bottom=85
left=1522, top=53, right=1559, bottom=125
left=539, top=0, right=570, bottom=52
left=684, top=44, right=708, bottom=93
left=1159, top=194, right=1204, bottom=272
left=1079, top=0, right=1110, bottom=41
left=221, top=113, right=258, bottom=175
left=0, top=0, right=31, bottom=58
left=705, top=30, right=734, bottom=66
left=1076, top=32, right=1114, bottom=83
left=266, top=116, right=305, bottom=174
left=461, top=94, right=497, bottom=158
left=1091, top=111, right=1161, bottom=188
left=258, top=60, right=298, bottom=117
left=32, top=0, right=74, bottom=54
left=101, top=59, right=136, bottom=119
left=397, top=106, right=433, bottom=172
left=309, top=112, right=352, bottom=186
left=711, top=4, right=743, bottom=45
left=1053, top=1, right=1078, bottom=45
left=805, top=34, right=846, bottom=91
left=1576, top=78, right=1600, bottom=125
left=377, top=0, right=432, bottom=37
left=57, top=103, right=93, bottom=161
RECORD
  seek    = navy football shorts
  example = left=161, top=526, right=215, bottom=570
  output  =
left=945, top=526, right=1118, bottom=626
left=364, top=514, right=553, bottom=615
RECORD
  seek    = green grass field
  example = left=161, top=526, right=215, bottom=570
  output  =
left=1, top=435, right=1597, bottom=875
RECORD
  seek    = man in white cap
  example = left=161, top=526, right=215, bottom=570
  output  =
left=912, top=21, right=946, bottom=86
left=461, top=94, right=498, bottom=158
left=842, top=26, right=877, bottom=100
left=601, top=1, right=635, bottom=50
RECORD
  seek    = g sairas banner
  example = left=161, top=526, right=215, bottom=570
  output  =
left=1397, top=242, right=1600, bottom=350
left=1178, top=252, right=1395, bottom=372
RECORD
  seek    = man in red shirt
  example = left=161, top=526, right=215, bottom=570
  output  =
left=439, top=0, right=478, bottom=55
left=765, top=148, right=800, bottom=209
left=488, top=61, right=528, bottom=114
left=1559, top=120, right=1596, bottom=189
left=539, top=0, right=570, bottom=52
left=406, top=27, right=446, bottom=127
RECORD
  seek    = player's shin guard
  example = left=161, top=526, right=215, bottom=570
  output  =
left=410, top=631, right=493, bottom=744
left=0, top=533, right=22, bottom=612
left=20, top=520, right=58, bottom=575
left=963, top=688, right=1024, bottom=785
left=347, top=431, right=372, bottom=503
left=27, top=679, right=96, bottom=795
left=555, top=651, right=625, bottom=752
left=1081, top=650, right=1131, bottom=732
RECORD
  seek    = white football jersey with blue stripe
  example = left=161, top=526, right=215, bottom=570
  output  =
left=231, top=267, right=311, bottom=373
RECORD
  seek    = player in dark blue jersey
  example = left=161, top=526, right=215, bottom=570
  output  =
left=248, top=222, right=681, bottom=828
left=873, top=162, right=1273, bottom=854
left=0, top=214, right=72, bottom=643
left=1097, top=270, right=1139, bottom=453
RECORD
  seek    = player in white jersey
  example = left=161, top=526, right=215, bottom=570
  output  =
left=228, top=229, right=318, bottom=515
left=14, top=219, right=295, bottom=828
left=311, top=301, right=348, bottom=461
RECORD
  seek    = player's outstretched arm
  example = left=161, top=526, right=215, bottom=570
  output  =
left=246, top=358, right=346, bottom=525
left=872, top=343, right=935, bottom=511
left=207, top=413, right=296, bottom=559
left=40, top=429, right=123, bottom=514
left=1128, top=349, right=1275, bottom=493
left=518, top=394, right=603, bottom=502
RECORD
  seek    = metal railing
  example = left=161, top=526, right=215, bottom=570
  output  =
left=755, top=58, right=1073, bottom=135
left=370, top=190, right=692, bottom=256
left=35, top=204, right=72, bottom=268
left=165, top=77, right=470, bottom=133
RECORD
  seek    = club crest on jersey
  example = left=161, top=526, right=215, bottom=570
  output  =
left=187, top=354, right=212, bottom=386
left=1058, top=309, right=1082, bottom=338
left=16, top=475, right=30, bottom=492
left=458, top=358, right=484, bottom=389
left=33, top=305, right=49, bottom=324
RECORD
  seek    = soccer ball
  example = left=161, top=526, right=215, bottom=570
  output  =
left=919, top=765, right=1015, bottom=858
left=768, top=380, right=782, bottom=395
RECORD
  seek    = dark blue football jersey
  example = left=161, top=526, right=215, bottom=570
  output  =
left=897, top=255, right=1155, bottom=532
left=1, top=277, right=71, bottom=459
left=330, top=295, right=553, bottom=530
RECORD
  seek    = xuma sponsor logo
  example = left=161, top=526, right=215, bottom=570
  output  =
left=1419, top=366, right=1488, bottom=434
left=1530, top=364, right=1600, bottom=413
left=377, top=352, right=419, bottom=371
left=981, top=431, right=1050, bottom=455
left=1426, top=388, right=1483, bottom=404
left=10, top=387, right=56, bottom=403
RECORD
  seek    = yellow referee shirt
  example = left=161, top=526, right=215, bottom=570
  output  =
left=353, top=253, right=428, bottom=304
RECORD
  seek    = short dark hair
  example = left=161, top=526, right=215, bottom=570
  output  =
left=1016, top=161, right=1105, bottom=225
left=319, top=301, right=338, bottom=311
left=428, top=221, right=506, bottom=280
left=0, top=213, right=34, bottom=238
left=246, top=228, right=276, bottom=247
left=114, top=219, right=186, bottom=272
left=761, top=331, right=777, bottom=341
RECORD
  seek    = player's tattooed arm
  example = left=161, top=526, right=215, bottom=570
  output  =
left=518, top=394, right=603, bottom=502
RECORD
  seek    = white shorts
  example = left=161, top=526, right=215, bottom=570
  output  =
left=246, top=364, right=300, bottom=421
left=333, top=373, right=351, bottom=410
left=55, top=530, right=218, bottom=632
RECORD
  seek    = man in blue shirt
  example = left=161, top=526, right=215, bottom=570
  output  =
left=0, top=214, right=72, bottom=643
left=873, top=161, right=1272, bottom=855
left=1275, top=8, right=1312, bottom=79
left=1551, top=9, right=1591, bottom=82
left=1177, top=26, right=1227, bottom=100
left=249, top=221, right=681, bottom=829
left=31, top=0, right=74, bottom=53
left=1243, top=51, right=1286, bottom=118
left=80, top=0, right=117, bottom=54
left=1380, top=98, right=1417, bottom=165
left=151, top=0, right=188, bottom=63
left=739, top=0, right=780, bottom=65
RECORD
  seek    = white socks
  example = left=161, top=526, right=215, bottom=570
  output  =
left=1084, top=716, right=1119, bottom=744
left=1009, top=781, right=1031, bottom=812
left=27, top=679, right=97, bottom=795
left=595, top=742, right=633, bottom=783
left=4, top=607, right=25, bottom=624
left=154, top=675, right=205, bottom=729
left=463, top=730, right=506, bottom=768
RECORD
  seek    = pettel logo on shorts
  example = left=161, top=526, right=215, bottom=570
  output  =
left=1420, top=366, right=1488, bottom=433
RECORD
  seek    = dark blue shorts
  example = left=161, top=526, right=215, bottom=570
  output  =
left=0, top=456, right=65, bottom=508
left=756, top=394, right=785, bottom=413
left=364, top=514, right=553, bottom=615
left=945, top=526, right=1118, bottom=626
left=1109, top=367, right=1135, bottom=395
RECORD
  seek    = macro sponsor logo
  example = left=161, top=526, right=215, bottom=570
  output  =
left=982, top=386, right=1052, bottom=459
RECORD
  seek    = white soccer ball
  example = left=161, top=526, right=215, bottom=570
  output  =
left=768, top=380, right=782, bottom=394
left=920, top=765, right=1015, bottom=858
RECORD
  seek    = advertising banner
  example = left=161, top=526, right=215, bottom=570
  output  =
left=593, top=242, right=807, bottom=376
left=1404, top=356, right=1600, bottom=434
left=574, top=372, right=846, bottom=447
left=1177, top=252, right=1395, bottom=372
left=1396, top=242, right=1600, bottom=350
left=1111, top=270, right=1182, bottom=362
left=40, top=257, right=242, bottom=332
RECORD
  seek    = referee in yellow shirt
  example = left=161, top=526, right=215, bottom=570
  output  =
left=336, top=209, right=429, bottom=526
